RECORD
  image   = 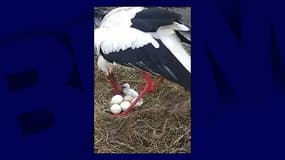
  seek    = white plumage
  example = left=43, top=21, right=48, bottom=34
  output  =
left=96, top=54, right=116, bottom=75
left=95, top=7, right=191, bottom=76
left=94, top=7, right=191, bottom=116
left=95, top=27, right=160, bottom=55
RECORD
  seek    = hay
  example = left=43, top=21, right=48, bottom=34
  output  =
left=94, top=65, right=191, bottom=153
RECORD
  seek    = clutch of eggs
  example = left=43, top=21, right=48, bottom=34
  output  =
left=109, top=86, right=143, bottom=114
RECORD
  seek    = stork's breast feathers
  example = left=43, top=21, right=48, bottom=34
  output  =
left=95, top=27, right=160, bottom=54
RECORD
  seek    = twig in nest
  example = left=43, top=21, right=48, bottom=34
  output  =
left=118, top=79, right=143, bottom=83
left=111, top=140, right=136, bottom=151
left=141, top=133, right=151, bottom=142
left=95, top=128, right=105, bottom=145
left=153, top=118, right=168, bottom=139
left=128, top=119, right=149, bottom=129
left=169, top=129, right=190, bottom=148
left=132, top=131, right=144, bottom=146
left=128, top=132, right=133, bottom=143
left=105, top=131, right=110, bottom=144
left=113, top=119, right=127, bottom=133
left=170, top=147, right=189, bottom=153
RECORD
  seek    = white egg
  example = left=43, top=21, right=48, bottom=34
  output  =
left=123, top=95, right=134, bottom=102
left=110, top=95, right=123, bottom=104
left=131, top=98, right=143, bottom=107
left=110, top=104, right=122, bottom=114
left=120, top=101, right=131, bottom=111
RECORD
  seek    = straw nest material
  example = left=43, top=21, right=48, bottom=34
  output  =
left=94, top=65, right=191, bottom=153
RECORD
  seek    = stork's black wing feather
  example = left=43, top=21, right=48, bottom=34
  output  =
left=101, top=39, right=191, bottom=90
left=130, top=8, right=183, bottom=32
left=175, top=30, right=191, bottom=45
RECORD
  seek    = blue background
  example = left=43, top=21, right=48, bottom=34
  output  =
left=0, top=0, right=284, bottom=159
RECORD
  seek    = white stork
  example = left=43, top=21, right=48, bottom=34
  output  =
left=94, top=7, right=191, bottom=117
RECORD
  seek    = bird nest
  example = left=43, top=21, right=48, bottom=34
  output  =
left=94, top=65, right=191, bottom=153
